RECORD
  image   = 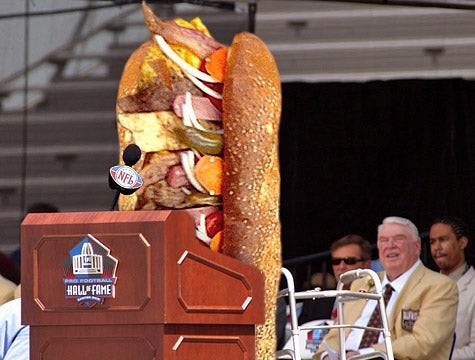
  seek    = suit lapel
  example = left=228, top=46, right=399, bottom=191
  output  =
left=459, top=266, right=475, bottom=294
left=387, top=263, right=425, bottom=329
left=344, top=275, right=380, bottom=325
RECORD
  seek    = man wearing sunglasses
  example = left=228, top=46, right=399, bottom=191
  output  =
left=330, top=235, right=372, bottom=286
left=299, top=234, right=372, bottom=325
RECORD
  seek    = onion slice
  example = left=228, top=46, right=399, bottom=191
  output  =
left=185, top=70, right=223, bottom=100
left=180, top=151, right=207, bottom=193
left=196, top=228, right=211, bottom=245
left=181, top=93, right=224, bottom=134
left=185, top=92, right=207, bottom=131
left=153, top=34, right=217, bottom=84
left=182, top=103, right=192, bottom=127
left=196, top=213, right=212, bottom=244
left=181, top=187, right=191, bottom=195
left=197, top=213, right=208, bottom=235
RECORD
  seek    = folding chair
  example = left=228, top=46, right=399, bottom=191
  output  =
left=276, top=267, right=394, bottom=360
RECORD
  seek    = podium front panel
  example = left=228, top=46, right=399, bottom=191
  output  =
left=30, top=324, right=255, bottom=360
left=21, top=210, right=264, bottom=359
left=29, top=324, right=163, bottom=360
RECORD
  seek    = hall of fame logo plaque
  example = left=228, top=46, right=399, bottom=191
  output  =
left=62, top=234, right=118, bottom=307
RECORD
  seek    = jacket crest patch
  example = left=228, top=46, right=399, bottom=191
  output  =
left=401, top=309, right=419, bottom=331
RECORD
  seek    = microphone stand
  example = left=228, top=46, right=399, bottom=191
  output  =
left=110, top=189, right=121, bottom=211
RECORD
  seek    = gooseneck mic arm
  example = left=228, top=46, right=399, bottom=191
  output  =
left=110, top=190, right=121, bottom=211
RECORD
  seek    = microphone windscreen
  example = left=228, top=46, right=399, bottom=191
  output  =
left=122, top=144, right=141, bottom=166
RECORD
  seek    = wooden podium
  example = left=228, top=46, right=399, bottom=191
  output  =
left=21, top=210, right=264, bottom=359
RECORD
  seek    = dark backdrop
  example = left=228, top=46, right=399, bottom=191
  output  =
left=279, top=78, right=475, bottom=262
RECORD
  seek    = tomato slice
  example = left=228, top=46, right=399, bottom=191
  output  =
left=205, top=210, right=224, bottom=238
left=210, top=230, right=224, bottom=252
left=205, top=46, right=228, bottom=83
left=199, top=60, right=223, bottom=111
left=194, top=155, right=223, bottom=195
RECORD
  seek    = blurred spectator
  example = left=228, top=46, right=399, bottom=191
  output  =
left=0, top=252, right=20, bottom=285
left=10, top=202, right=59, bottom=268
left=24, top=202, right=59, bottom=214
left=309, top=272, right=337, bottom=291
left=0, top=273, right=16, bottom=307
left=13, top=284, right=20, bottom=299
left=276, top=296, right=287, bottom=351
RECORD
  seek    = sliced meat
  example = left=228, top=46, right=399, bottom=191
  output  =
left=118, top=58, right=173, bottom=113
left=137, top=151, right=181, bottom=195
left=118, top=66, right=202, bottom=113
left=166, top=165, right=190, bottom=188
left=173, top=94, right=222, bottom=121
left=138, top=179, right=194, bottom=209
left=171, top=73, right=203, bottom=97
left=143, top=1, right=222, bottom=59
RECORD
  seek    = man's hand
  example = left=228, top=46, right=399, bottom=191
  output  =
left=322, top=350, right=360, bottom=360
left=346, top=351, right=361, bottom=358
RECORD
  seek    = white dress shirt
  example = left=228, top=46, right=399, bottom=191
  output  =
left=345, top=260, right=422, bottom=354
left=451, top=265, right=475, bottom=360
left=0, top=298, right=29, bottom=360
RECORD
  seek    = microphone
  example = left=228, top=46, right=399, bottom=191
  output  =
left=122, top=143, right=141, bottom=167
left=109, top=144, right=143, bottom=211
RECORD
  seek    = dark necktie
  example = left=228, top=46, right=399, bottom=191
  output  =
left=359, top=284, right=394, bottom=348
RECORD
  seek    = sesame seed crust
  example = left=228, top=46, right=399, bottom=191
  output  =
left=222, top=32, right=282, bottom=359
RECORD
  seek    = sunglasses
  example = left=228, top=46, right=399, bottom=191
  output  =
left=331, top=257, right=365, bottom=265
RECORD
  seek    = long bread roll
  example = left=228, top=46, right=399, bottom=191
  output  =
left=222, top=32, right=282, bottom=359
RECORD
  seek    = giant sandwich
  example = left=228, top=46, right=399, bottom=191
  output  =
left=116, top=2, right=282, bottom=358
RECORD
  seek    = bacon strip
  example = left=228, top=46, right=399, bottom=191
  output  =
left=173, top=94, right=222, bottom=121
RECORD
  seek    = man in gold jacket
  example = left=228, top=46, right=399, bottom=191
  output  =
left=0, top=275, right=16, bottom=306
left=315, top=216, right=458, bottom=360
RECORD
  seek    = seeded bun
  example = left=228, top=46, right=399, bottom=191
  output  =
left=222, top=32, right=282, bottom=359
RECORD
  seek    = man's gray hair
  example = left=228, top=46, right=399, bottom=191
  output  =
left=377, top=216, right=420, bottom=242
